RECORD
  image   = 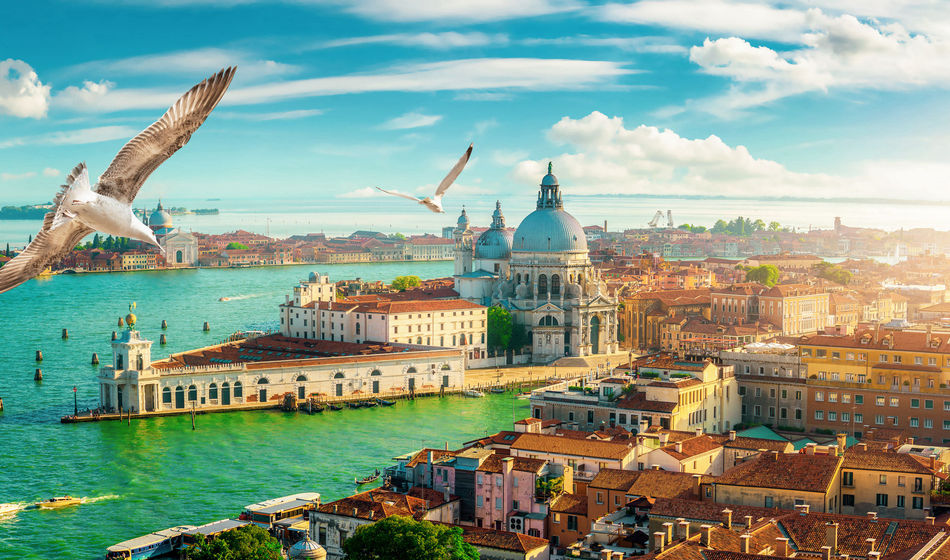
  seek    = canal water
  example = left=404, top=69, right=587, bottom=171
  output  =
left=0, top=262, right=528, bottom=559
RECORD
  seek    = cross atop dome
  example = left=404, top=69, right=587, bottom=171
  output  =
left=537, top=161, right=563, bottom=210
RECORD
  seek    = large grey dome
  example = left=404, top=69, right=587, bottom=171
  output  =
left=475, top=228, right=513, bottom=259
left=149, top=201, right=173, bottom=228
left=512, top=163, right=588, bottom=253
left=513, top=209, right=587, bottom=253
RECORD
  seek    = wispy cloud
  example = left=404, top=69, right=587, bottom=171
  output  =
left=0, top=125, right=138, bottom=149
left=42, top=167, right=60, bottom=177
left=0, top=59, right=50, bottom=119
left=338, top=186, right=379, bottom=198
left=320, top=32, right=508, bottom=49
left=328, top=0, right=582, bottom=23
left=64, top=47, right=299, bottom=80
left=454, top=92, right=514, bottom=101
left=55, top=58, right=633, bottom=113
left=521, top=35, right=687, bottom=54
left=380, top=111, right=442, bottom=130
left=217, top=109, right=323, bottom=121
left=1, top=171, right=37, bottom=180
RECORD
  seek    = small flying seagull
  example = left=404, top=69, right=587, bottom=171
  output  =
left=0, top=67, right=236, bottom=295
left=375, top=143, right=473, bottom=213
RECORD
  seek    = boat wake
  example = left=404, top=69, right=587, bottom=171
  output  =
left=219, top=293, right=263, bottom=302
left=0, top=502, right=29, bottom=516
left=82, top=494, right=120, bottom=504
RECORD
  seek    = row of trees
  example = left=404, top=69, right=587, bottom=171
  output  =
left=182, top=517, right=477, bottom=560
left=710, top=217, right=785, bottom=236
left=392, top=275, right=421, bottom=291
left=813, top=261, right=852, bottom=285
left=74, top=233, right=136, bottom=252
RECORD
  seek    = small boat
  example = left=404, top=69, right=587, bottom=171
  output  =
left=347, top=401, right=363, bottom=409
left=464, top=390, right=485, bottom=398
left=516, top=392, right=532, bottom=400
left=362, top=400, right=378, bottom=408
left=106, top=525, right=196, bottom=559
left=490, top=386, right=506, bottom=394
left=355, top=469, right=381, bottom=485
left=36, top=496, right=82, bottom=509
left=219, top=297, right=231, bottom=302
left=312, top=404, right=324, bottom=413
left=328, top=404, right=343, bottom=411
left=375, top=398, right=395, bottom=406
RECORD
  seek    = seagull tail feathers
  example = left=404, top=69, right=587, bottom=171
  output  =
left=50, top=162, right=90, bottom=231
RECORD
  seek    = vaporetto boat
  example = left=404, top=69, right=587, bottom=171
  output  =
left=105, top=525, right=196, bottom=559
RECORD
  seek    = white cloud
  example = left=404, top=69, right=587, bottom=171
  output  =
left=1, top=171, right=37, bottom=181
left=53, top=58, right=632, bottom=113
left=380, top=111, right=442, bottom=130
left=599, top=0, right=809, bottom=42
left=65, top=47, right=298, bottom=80
left=454, top=92, right=514, bottom=101
left=0, top=125, right=138, bottom=149
left=413, top=182, right=489, bottom=196
left=217, top=109, right=323, bottom=121
left=42, top=167, right=60, bottom=177
left=338, top=187, right=379, bottom=198
left=522, top=36, right=687, bottom=54
left=0, top=59, right=51, bottom=119
left=684, top=10, right=950, bottom=116
left=492, top=149, right=529, bottom=166
left=333, top=0, right=581, bottom=22
left=321, top=32, right=508, bottom=49
left=472, top=118, right=498, bottom=136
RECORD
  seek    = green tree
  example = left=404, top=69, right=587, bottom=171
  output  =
left=183, top=524, right=281, bottom=560
left=392, top=275, right=421, bottom=291
left=342, top=516, right=478, bottom=560
left=752, top=219, right=767, bottom=232
left=92, top=233, right=102, bottom=248
left=711, top=219, right=728, bottom=234
left=768, top=221, right=781, bottom=232
left=509, top=322, right=530, bottom=351
left=486, top=306, right=513, bottom=351
left=390, top=232, right=407, bottom=240
left=226, top=242, right=250, bottom=250
left=745, top=264, right=780, bottom=287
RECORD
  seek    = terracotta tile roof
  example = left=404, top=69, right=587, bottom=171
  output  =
left=509, top=433, right=636, bottom=461
left=617, top=392, right=677, bottom=413
left=317, top=489, right=430, bottom=520
left=477, top=454, right=546, bottom=474
left=405, top=449, right=458, bottom=468
left=650, top=498, right=782, bottom=525
left=778, top=511, right=946, bottom=558
left=800, top=328, right=950, bottom=353
left=711, top=436, right=794, bottom=453
left=589, top=468, right=707, bottom=499
left=661, top=435, right=724, bottom=461
left=407, top=486, right=456, bottom=507
left=589, top=468, right=642, bottom=491
left=842, top=450, right=942, bottom=474
left=551, top=492, right=588, bottom=515
left=715, top=453, right=841, bottom=493
left=457, top=525, right=549, bottom=553
left=761, top=283, right=826, bottom=298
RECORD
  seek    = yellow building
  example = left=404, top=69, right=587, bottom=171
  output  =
left=713, top=450, right=842, bottom=512
left=840, top=447, right=945, bottom=519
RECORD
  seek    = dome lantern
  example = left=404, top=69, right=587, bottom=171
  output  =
left=537, top=162, right=562, bottom=210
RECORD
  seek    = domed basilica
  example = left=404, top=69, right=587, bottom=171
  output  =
left=454, top=163, right=618, bottom=361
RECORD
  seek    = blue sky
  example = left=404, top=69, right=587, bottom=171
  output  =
left=2, top=0, right=950, bottom=218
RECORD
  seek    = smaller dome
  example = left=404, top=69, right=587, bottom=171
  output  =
left=149, top=202, right=173, bottom=228
left=541, top=161, right=558, bottom=186
left=475, top=228, right=513, bottom=260
left=309, top=272, right=318, bottom=282
left=457, top=208, right=469, bottom=227
left=289, top=537, right=327, bottom=559
left=125, top=313, right=137, bottom=328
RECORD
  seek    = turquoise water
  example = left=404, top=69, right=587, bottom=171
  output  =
left=0, top=262, right=528, bottom=559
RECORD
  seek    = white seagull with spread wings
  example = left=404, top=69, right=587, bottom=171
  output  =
left=375, top=143, right=473, bottom=213
left=0, top=67, right=236, bottom=295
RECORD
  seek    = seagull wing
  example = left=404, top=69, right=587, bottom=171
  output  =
left=95, top=67, right=237, bottom=203
left=375, top=187, right=423, bottom=203
left=433, top=143, right=473, bottom=198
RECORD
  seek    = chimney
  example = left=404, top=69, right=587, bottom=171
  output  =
left=836, top=433, right=847, bottom=455
left=678, top=520, right=691, bottom=540
left=443, top=484, right=450, bottom=503
left=675, top=442, right=683, bottom=453
left=660, top=432, right=670, bottom=445
left=867, top=511, right=878, bottom=521
left=728, top=430, right=737, bottom=441
left=664, top=522, right=674, bottom=543
left=857, top=442, right=868, bottom=451
left=745, top=515, right=753, bottom=529
left=654, top=531, right=666, bottom=553
left=700, top=525, right=713, bottom=547
left=927, top=324, right=933, bottom=346
left=805, top=443, right=817, bottom=455
left=740, top=534, right=752, bottom=554
left=926, top=516, right=936, bottom=525
left=931, top=454, right=938, bottom=471
left=866, top=538, right=876, bottom=553
left=821, top=545, right=833, bottom=560
left=825, top=522, right=838, bottom=554
left=640, top=418, right=649, bottom=433
left=369, top=510, right=374, bottom=520
left=353, top=507, right=358, bottom=516
left=652, top=464, right=661, bottom=470
left=503, top=456, right=514, bottom=477
left=722, top=509, right=733, bottom=529
left=907, top=437, right=915, bottom=445
left=601, top=551, right=612, bottom=560
left=795, top=504, right=810, bottom=515
left=696, top=427, right=703, bottom=437
left=693, top=474, right=703, bottom=499
left=776, top=537, right=790, bottom=557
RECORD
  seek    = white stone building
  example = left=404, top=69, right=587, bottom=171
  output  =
left=454, top=164, right=619, bottom=362
left=162, top=229, right=198, bottom=267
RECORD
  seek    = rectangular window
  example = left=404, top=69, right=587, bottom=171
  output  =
left=911, top=418, right=919, bottom=427
left=897, top=495, right=905, bottom=508
left=764, top=496, right=773, bottom=507
left=880, top=475, right=887, bottom=485
left=876, top=396, right=885, bottom=406
left=876, top=494, right=888, bottom=507
left=843, top=471, right=854, bottom=486
left=476, top=496, right=483, bottom=507
left=842, top=412, right=850, bottom=422
left=898, top=476, right=905, bottom=487
left=855, top=395, right=863, bottom=404
left=567, top=516, right=578, bottom=531
left=769, top=407, right=775, bottom=418
left=876, top=415, right=885, bottom=425
left=890, top=397, right=899, bottom=407
left=815, top=391, right=824, bottom=402
left=795, top=409, right=802, bottom=420
left=842, top=394, right=851, bottom=404
left=815, top=410, right=824, bottom=420
left=944, top=420, right=950, bottom=430
left=925, top=419, right=934, bottom=428
left=855, top=413, right=863, bottom=423
left=796, top=391, right=802, bottom=400
left=754, top=405, right=761, bottom=417
left=829, top=411, right=837, bottom=421
left=495, top=497, right=502, bottom=510
left=596, top=492, right=603, bottom=504
left=843, top=494, right=855, bottom=506
left=912, top=399, right=920, bottom=408
left=781, top=408, right=788, bottom=419
left=926, top=400, right=934, bottom=409
left=829, top=393, right=838, bottom=403
left=588, top=410, right=594, bottom=423
left=913, top=497, right=924, bottom=509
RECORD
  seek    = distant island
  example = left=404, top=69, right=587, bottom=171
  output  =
left=166, top=206, right=220, bottom=216
left=0, top=203, right=53, bottom=220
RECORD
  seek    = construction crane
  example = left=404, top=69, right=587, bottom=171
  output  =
left=647, top=210, right=664, bottom=228
left=666, top=210, right=673, bottom=228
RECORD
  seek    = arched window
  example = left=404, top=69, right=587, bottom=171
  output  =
left=333, top=372, right=345, bottom=379
left=417, top=337, right=423, bottom=344
left=441, top=363, right=451, bottom=370
left=538, top=315, right=559, bottom=326
left=407, top=367, right=417, bottom=374
left=296, top=375, right=307, bottom=382
left=162, top=387, right=171, bottom=404
left=551, top=274, right=561, bottom=295
left=233, top=381, right=243, bottom=398
left=516, top=273, right=522, bottom=284
left=136, top=354, right=144, bottom=370
left=257, top=378, right=269, bottom=385
left=209, top=383, right=218, bottom=400
left=176, top=250, right=183, bottom=264
left=371, top=369, right=382, bottom=376
left=537, top=274, right=547, bottom=295
left=460, top=334, right=467, bottom=345
left=188, top=385, right=197, bottom=401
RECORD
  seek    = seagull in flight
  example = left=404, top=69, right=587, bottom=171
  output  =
left=0, top=67, right=236, bottom=295
left=375, top=143, right=473, bottom=213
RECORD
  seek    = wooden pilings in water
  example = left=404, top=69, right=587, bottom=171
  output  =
left=161, top=320, right=168, bottom=330
left=111, top=331, right=118, bottom=341
left=0, top=397, right=4, bottom=412
left=91, top=353, right=99, bottom=365
left=34, top=368, right=42, bottom=381
left=35, top=350, right=42, bottom=362
left=62, top=328, right=68, bottom=340
left=202, top=322, right=210, bottom=332
left=160, top=334, right=167, bottom=345
left=117, top=317, right=124, bottom=328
